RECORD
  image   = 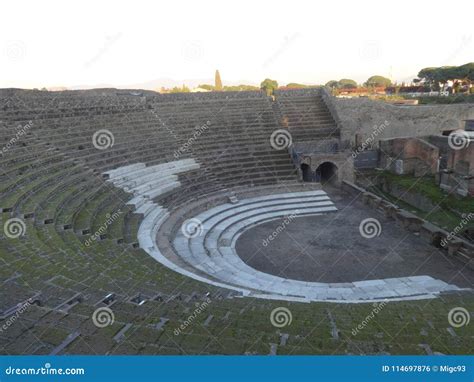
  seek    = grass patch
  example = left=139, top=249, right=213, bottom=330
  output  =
left=376, top=171, right=473, bottom=214
left=367, top=171, right=474, bottom=230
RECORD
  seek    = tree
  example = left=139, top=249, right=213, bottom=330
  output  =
left=286, top=83, right=308, bottom=88
left=169, top=85, right=190, bottom=93
left=338, top=79, right=358, bottom=89
left=325, top=79, right=357, bottom=89
left=325, top=80, right=339, bottom=89
left=198, top=84, right=215, bottom=91
left=215, top=70, right=223, bottom=91
left=260, top=78, right=278, bottom=96
left=223, top=84, right=260, bottom=91
left=417, top=63, right=474, bottom=92
left=364, top=75, right=392, bottom=88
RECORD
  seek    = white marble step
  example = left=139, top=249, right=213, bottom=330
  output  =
left=114, top=159, right=197, bottom=183
left=179, top=206, right=337, bottom=292
left=104, top=163, right=146, bottom=178
left=135, top=201, right=156, bottom=216
left=170, top=192, right=463, bottom=302
left=196, top=195, right=332, bottom=226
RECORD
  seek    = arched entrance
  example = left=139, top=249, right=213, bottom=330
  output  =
left=315, top=162, right=338, bottom=184
left=301, top=163, right=313, bottom=182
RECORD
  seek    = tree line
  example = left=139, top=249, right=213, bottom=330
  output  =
left=159, top=63, right=473, bottom=95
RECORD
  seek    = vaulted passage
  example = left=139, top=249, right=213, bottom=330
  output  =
left=301, top=163, right=313, bottom=182
left=316, top=162, right=338, bottom=183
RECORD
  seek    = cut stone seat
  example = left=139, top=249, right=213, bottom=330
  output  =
left=177, top=194, right=337, bottom=288
left=135, top=201, right=156, bottom=216
left=395, top=210, right=424, bottom=232
left=161, top=190, right=465, bottom=302
left=143, top=181, right=181, bottom=200
left=204, top=202, right=335, bottom=244
left=186, top=212, right=335, bottom=290
left=131, top=175, right=179, bottom=194
left=185, top=207, right=337, bottom=291
left=103, top=163, right=146, bottom=179
left=220, top=208, right=336, bottom=246
left=137, top=207, right=167, bottom=249
left=126, top=163, right=199, bottom=188
left=108, top=159, right=197, bottom=185
left=420, top=222, right=447, bottom=247
left=208, top=159, right=294, bottom=172
left=379, top=200, right=399, bottom=218
left=192, top=191, right=327, bottom=221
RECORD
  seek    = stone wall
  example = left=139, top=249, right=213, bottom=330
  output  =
left=379, top=137, right=439, bottom=176
left=442, top=144, right=474, bottom=196
left=294, top=151, right=354, bottom=184
left=332, top=97, right=474, bottom=146
left=342, top=180, right=474, bottom=269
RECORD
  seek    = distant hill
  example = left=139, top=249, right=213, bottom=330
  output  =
left=69, top=78, right=259, bottom=91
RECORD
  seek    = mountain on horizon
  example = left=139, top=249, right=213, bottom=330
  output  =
left=68, top=78, right=259, bottom=91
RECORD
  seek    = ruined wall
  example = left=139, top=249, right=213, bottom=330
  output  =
left=295, top=152, right=354, bottom=184
left=332, top=97, right=474, bottom=146
left=378, top=137, right=439, bottom=176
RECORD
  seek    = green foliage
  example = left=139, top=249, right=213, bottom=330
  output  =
left=417, top=62, right=474, bottom=88
left=215, top=70, right=223, bottom=91
left=371, top=171, right=474, bottom=230
left=325, top=80, right=339, bottom=88
left=260, top=78, right=278, bottom=96
left=285, top=83, right=308, bottom=88
left=169, top=85, right=190, bottom=93
left=338, top=78, right=358, bottom=89
left=415, top=94, right=474, bottom=104
left=378, top=172, right=474, bottom=214
left=197, top=84, right=259, bottom=92
left=223, top=84, right=260, bottom=91
left=325, top=79, right=357, bottom=89
left=198, top=84, right=215, bottom=91
left=364, top=75, right=392, bottom=87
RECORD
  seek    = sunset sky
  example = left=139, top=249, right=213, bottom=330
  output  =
left=1, top=0, right=472, bottom=89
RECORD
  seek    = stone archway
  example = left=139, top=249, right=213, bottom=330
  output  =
left=301, top=163, right=313, bottom=182
left=315, top=161, right=338, bottom=184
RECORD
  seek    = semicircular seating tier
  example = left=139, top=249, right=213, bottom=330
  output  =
left=105, top=161, right=463, bottom=303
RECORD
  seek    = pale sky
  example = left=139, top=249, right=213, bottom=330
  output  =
left=1, top=0, right=472, bottom=89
